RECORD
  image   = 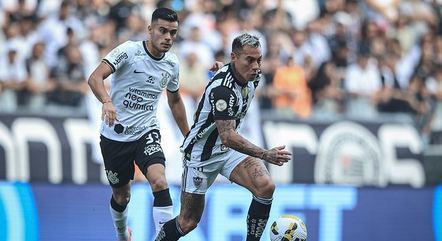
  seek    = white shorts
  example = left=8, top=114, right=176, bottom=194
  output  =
left=181, top=150, right=248, bottom=194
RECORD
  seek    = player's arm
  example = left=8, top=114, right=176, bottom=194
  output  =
left=215, top=119, right=290, bottom=166
left=88, top=62, right=116, bottom=126
left=210, top=85, right=291, bottom=165
left=167, top=89, right=189, bottom=136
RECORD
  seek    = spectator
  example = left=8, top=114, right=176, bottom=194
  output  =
left=271, top=56, right=312, bottom=118
left=309, top=61, right=344, bottom=117
left=108, top=0, right=137, bottom=34
left=180, top=25, right=214, bottom=68
left=24, top=41, right=55, bottom=111
left=0, top=44, right=27, bottom=112
left=46, top=44, right=88, bottom=112
left=344, top=44, right=381, bottom=118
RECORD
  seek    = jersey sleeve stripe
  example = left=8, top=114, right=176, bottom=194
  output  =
left=102, top=59, right=116, bottom=73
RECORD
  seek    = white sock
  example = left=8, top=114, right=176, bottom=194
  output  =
left=109, top=205, right=129, bottom=241
left=152, top=205, right=173, bottom=235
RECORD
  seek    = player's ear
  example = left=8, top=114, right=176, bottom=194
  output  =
left=148, top=25, right=152, bottom=34
left=231, top=52, right=237, bottom=61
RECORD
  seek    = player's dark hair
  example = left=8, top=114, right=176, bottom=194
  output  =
left=232, top=33, right=261, bottom=53
left=152, top=7, right=179, bottom=23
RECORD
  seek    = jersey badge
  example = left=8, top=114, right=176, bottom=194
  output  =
left=215, top=99, right=227, bottom=111
left=160, top=72, right=171, bottom=88
left=106, top=170, right=120, bottom=185
left=241, top=87, right=249, bottom=98
left=193, top=176, right=203, bottom=188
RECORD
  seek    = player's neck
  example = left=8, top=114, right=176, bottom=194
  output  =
left=230, top=63, right=248, bottom=86
left=145, top=41, right=165, bottom=59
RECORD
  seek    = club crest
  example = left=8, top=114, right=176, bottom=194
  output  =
left=106, top=170, right=120, bottom=185
left=193, top=176, right=203, bottom=187
left=160, top=72, right=171, bottom=88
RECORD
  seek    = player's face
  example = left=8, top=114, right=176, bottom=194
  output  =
left=231, top=46, right=262, bottom=82
left=148, top=19, right=178, bottom=53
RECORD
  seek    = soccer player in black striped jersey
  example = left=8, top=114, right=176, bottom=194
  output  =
left=155, top=33, right=292, bottom=241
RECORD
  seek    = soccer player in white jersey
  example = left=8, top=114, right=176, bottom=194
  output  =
left=88, top=8, right=187, bottom=241
left=154, top=33, right=292, bottom=241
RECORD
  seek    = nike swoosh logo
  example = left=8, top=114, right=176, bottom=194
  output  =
left=159, top=221, right=167, bottom=224
left=134, top=70, right=144, bottom=73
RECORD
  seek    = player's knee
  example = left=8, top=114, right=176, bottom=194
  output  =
left=255, top=177, right=275, bottom=198
left=150, top=177, right=168, bottom=191
left=178, top=216, right=200, bottom=233
left=113, top=191, right=131, bottom=206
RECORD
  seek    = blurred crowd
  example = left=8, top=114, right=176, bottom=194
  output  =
left=1, top=0, right=442, bottom=145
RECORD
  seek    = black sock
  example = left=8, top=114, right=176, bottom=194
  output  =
left=246, top=196, right=272, bottom=241
left=110, top=196, right=127, bottom=212
left=155, top=217, right=185, bottom=241
left=153, top=188, right=173, bottom=207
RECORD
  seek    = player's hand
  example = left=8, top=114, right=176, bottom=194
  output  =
left=209, top=61, right=224, bottom=72
left=261, top=145, right=291, bottom=166
left=102, top=101, right=117, bottom=127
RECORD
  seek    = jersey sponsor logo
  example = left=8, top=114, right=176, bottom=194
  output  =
left=228, top=94, right=236, bottom=116
left=215, top=99, right=227, bottom=111
left=124, top=88, right=155, bottom=110
left=144, top=143, right=163, bottom=156
left=114, top=124, right=124, bottom=134
left=112, top=52, right=128, bottom=66
left=128, top=88, right=157, bottom=99
left=106, top=170, right=120, bottom=184
left=124, top=125, right=148, bottom=135
left=123, top=100, right=154, bottom=111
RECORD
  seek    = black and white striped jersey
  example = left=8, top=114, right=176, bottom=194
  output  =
left=181, top=64, right=260, bottom=165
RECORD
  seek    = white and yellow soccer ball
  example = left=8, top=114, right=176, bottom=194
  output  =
left=269, top=215, right=307, bottom=241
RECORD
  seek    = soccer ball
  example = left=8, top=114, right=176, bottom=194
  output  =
left=269, top=215, right=307, bottom=241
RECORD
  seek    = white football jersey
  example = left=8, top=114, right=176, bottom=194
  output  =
left=101, top=40, right=180, bottom=142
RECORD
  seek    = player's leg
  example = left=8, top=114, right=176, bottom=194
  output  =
left=145, top=164, right=173, bottom=234
left=100, top=135, right=136, bottom=241
left=155, top=163, right=219, bottom=241
left=110, top=184, right=132, bottom=241
left=135, top=130, right=172, bottom=234
left=155, top=191, right=205, bottom=241
left=224, top=155, right=275, bottom=241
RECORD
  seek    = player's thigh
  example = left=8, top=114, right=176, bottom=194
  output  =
left=145, top=163, right=168, bottom=191
left=227, top=155, right=273, bottom=196
left=100, top=135, right=136, bottom=187
left=134, top=129, right=166, bottom=176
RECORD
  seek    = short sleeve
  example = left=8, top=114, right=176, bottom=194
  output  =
left=167, top=61, right=180, bottom=92
left=102, top=41, right=133, bottom=73
left=209, top=86, right=237, bottom=120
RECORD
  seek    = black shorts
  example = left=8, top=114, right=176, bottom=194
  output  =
left=100, top=129, right=165, bottom=187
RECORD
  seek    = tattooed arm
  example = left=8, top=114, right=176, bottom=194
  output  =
left=215, top=119, right=291, bottom=166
